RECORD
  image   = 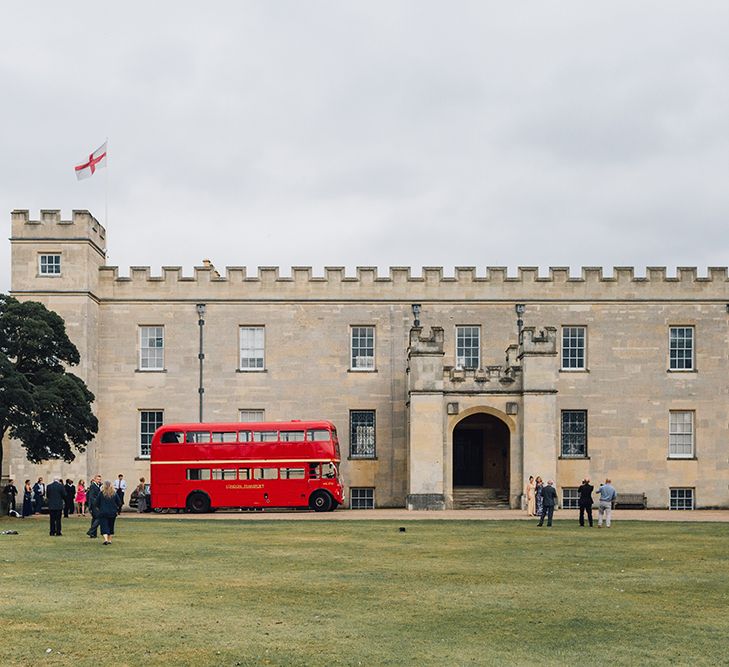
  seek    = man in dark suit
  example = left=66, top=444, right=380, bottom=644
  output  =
left=46, top=477, right=66, bottom=536
left=86, top=475, right=102, bottom=538
left=578, top=477, right=594, bottom=527
left=32, top=477, right=45, bottom=514
left=537, top=479, right=558, bottom=527
left=64, top=479, right=76, bottom=518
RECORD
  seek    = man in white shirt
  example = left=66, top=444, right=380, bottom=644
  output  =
left=113, top=474, right=127, bottom=511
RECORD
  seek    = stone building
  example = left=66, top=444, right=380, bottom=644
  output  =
left=4, top=209, right=729, bottom=510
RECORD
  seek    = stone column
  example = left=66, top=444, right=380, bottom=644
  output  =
left=519, top=327, right=559, bottom=491
left=406, top=327, right=446, bottom=510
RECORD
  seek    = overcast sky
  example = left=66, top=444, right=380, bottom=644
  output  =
left=2, top=2, right=729, bottom=294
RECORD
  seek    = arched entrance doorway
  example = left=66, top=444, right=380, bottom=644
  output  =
left=452, top=413, right=510, bottom=506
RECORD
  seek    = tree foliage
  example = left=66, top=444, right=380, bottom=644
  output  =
left=0, top=295, right=98, bottom=472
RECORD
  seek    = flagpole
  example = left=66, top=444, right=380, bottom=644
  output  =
left=104, top=137, right=109, bottom=229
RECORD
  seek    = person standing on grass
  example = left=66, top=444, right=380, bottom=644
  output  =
left=75, top=480, right=87, bottom=516
left=135, top=477, right=148, bottom=513
left=86, top=475, right=103, bottom=538
left=94, top=480, right=122, bottom=545
left=114, top=474, right=127, bottom=512
left=32, top=477, right=45, bottom=514
left=22, top=480, right=33, bottom=518
left=525, top=476, right=536, bottom=516
left=537, top=480, right=558, bottom=527
left=64, top=479, right=76, bottom=518
left=597, top=478, right=617, bottom=528
left=3, top=479, right=18, bottom=514
left=578, top=477, right=594, bottom=527
left=535, top=476, right=544, bottom=518
left=46, top=477, right=66, bottom=536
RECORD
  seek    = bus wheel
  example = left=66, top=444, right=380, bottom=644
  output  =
left=310, top=491, right=333, bottom=512
left=187, top=492, right=211, bottom=514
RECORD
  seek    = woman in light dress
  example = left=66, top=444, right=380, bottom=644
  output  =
left=525, top=475, right=536, bottom=516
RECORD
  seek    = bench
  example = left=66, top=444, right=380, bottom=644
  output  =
left=614, top=493, right=647, bottom=509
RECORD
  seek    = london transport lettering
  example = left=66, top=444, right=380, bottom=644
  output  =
left=150, top=420, right=344, bottom=513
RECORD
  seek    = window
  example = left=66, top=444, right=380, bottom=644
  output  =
left=670, top=488, right=694, bottom=510
left=140, top=410, right=163, bottom=458
left=309, top=462, right=337, bottom=479
left=238, top=468, right=251, bottom=480
left=39, top=254, right=61, bottom=275
left=186, top=468, right=211, bottom=481
left=239, top=409, right=264, bottom=422
left=139, top=326, right=164, bottom=370
left=669, top=411, right=694, bottom=458
left=280, top=431, right=305, bottom=442
left=561, top=410, right=587, bottom=457
left=253, top=468, right=278, bottom=480
left=350, top=411, right=375, bottom=458
left=212, top=469, right=237, bottom=480
left=281, top=467, right=306, bottom=479
left=456, top=326, right=480, bottom=369
left=211, top=431, right=238, bottom=443
left=561, top=488, right=579, bottom=509
left=669, top=326, right=694, bottom=371
left=307, top=429, right=330, bottom=442
left=252, top=431, right=278, bottom=442
left=351, top=326, right=375, bottom=370
left=561, top=326, right=586, bottom=370
left=350, top=488, right=375, bottom=509
left=186, top=431, right=211, bottom=443
left=239, top=327, right=265, bottom=370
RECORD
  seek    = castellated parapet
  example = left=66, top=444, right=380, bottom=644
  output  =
left=11, top=209, right=106, bottom=253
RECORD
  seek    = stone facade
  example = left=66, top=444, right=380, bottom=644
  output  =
left=4, top=209, right=729, bottom=509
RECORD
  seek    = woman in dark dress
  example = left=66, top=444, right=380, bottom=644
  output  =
left=535, top=476, right=544, bottom=518
left=94, top=480, right=122, bottom=545
left=22, top=480, right=33, bottom=518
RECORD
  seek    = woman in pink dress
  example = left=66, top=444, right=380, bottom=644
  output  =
left=75, top=480, right=87, bottom=516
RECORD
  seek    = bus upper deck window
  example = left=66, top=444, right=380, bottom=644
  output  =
left=252, top=431, right=278, bottom=442
left=280, top=430, right=305, bottom=442
left=307, top=429, right=330, bottom=442
left=160, top=431, right=183, bottom=444
left=212, top=432, right=237, bottom=443
left=238, top=431, right=252, bottom=442
left=186, top=431, right=211, bottom=443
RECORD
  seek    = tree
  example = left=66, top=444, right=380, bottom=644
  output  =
left=0, top=295, right=98, bottom=476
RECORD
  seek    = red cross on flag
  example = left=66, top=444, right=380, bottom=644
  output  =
left=74, top=141, right=107, bottom=180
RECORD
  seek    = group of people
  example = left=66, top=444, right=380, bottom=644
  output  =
left=525, top=475, right=618, bottom=527
left=2, top=473, right=150, bottom=546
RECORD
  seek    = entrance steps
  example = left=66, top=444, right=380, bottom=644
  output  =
left=453, top=487, right=510, bottom=509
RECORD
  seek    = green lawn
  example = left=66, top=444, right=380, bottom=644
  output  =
left=1, top=516, right=727, bottom=666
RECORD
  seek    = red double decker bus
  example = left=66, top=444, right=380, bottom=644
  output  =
left=150, top=420, right=344, bottom=513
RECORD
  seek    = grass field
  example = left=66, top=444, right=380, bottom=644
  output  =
left=1, top=515, right=728, bottom=666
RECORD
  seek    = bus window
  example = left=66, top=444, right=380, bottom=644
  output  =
left=252, top=431, right=278, bottom=442
left=187, top=431, right=211, bottom=443
left=253, top=468, right=278, bottom=480
left=212, top=469, right=237, bottom=480
left=238, top=431, right=252, bottom=442
left=238, top=468, right=251, bottom=480
left=212, top=431, right=237, bottom=443
left=323, top=463, right=337, bottom=479
left=281, top=467, right=305, bottom=479
left=308, top=463, right=321, bottom=479
left=161, top=431, right=183, bottom=444
left=307, top=429, right=330, bottom=442
left=187, top=468, right=211, bottom=481
left=280, top=431, right=305, bottom=442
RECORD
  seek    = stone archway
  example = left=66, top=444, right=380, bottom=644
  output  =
left=452, top=413, right=510, bottom=507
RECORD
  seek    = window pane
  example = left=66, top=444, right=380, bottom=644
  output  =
left=252, top=431, right=278, bottom=442
left=39, top=254, right=61, bottom=275
left=669, top=327, right=694, bottom=370
left=186, top=468, right=211, bottom=481
left=212, top=432, right=238, bottom=443
left=561, top=410, right=587, bottom=457
left=670, top=488, right=694, bottom=510
left=186, top=431, right=211, bottom=443
left=350, top=411, right=376, bottom=458
left=140, top=326, right=164, bottom=370
left=281, top=468, right=305, bottom=479
left=350, top=488, right=375, bottom=509
left=562, top=327, right=586, bottom=370
left=280, top=431, right=305, bottom=442
left=562, top=488, right=579, bottom=509
left=456, top=326, right=480, bottom=369
left=351, top=326, right=375, bottom=369
left=307, top=429, right=330, bottom=442
left=140, top=410, right=163, bottom=457
left=240, top=327, right=265, bottom=369
left=669, top=411, right=694, bottom=457
left=253, top=468, right=278, bottom=480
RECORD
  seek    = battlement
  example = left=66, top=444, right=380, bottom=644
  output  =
left=11, top=209, right=106, bottom=252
